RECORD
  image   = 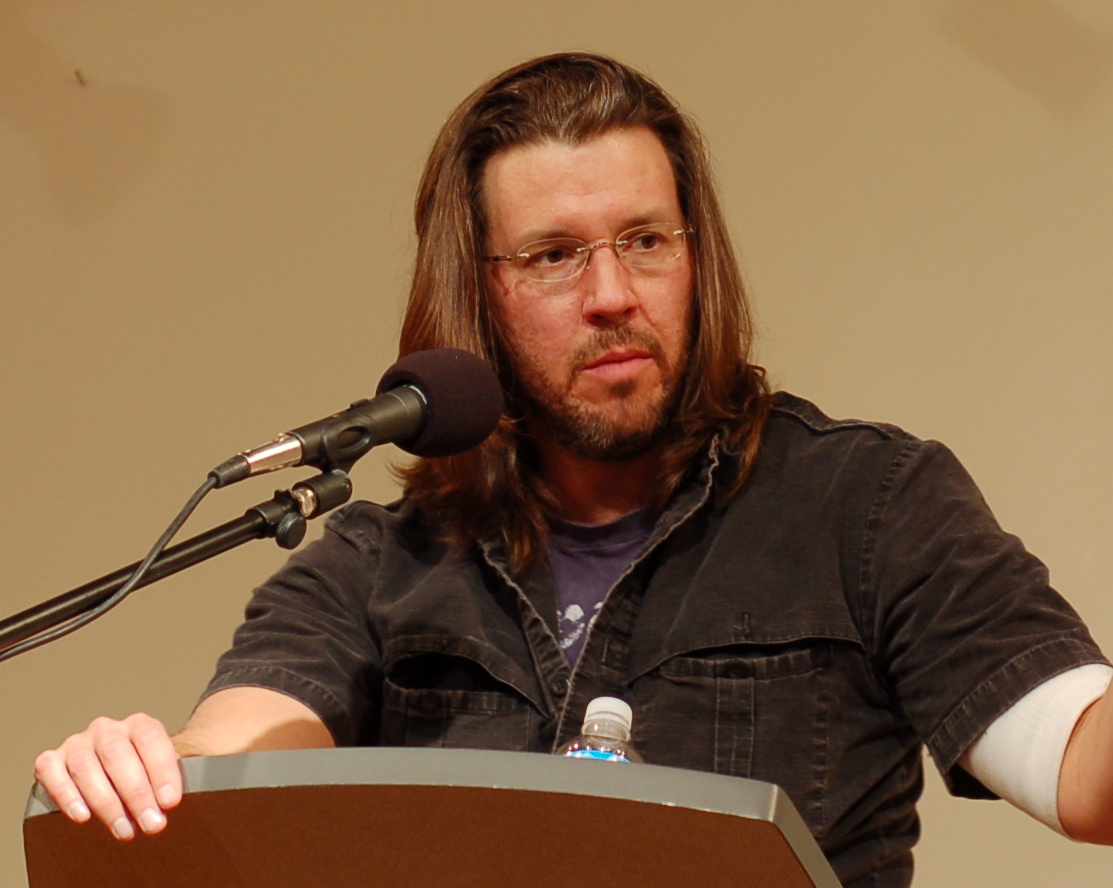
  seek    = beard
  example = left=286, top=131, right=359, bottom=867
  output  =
left=508, top=325, right=688, bottom=462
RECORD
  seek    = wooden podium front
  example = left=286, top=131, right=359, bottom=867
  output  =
left=24, top=747, right=841, bottom=887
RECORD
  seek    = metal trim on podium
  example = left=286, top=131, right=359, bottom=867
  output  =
left=25, top=748, right=842, bottom=887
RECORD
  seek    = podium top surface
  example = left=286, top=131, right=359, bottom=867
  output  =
left=25, top=747, right=842, bottom=888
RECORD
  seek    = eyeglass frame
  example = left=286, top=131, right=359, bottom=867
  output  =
left=485, top=222, right=694, bottom=285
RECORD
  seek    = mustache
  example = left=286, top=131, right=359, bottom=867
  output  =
left=569, top=326, right=667, bottom=376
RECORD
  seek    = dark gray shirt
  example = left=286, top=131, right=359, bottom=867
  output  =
left=204, top=392, right=1107, bottom=887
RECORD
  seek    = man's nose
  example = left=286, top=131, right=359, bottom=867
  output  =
left=579, top=243, right=637, bottom=320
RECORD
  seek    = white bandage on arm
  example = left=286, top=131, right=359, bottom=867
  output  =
left=958, top=663, right=1112, bottom=835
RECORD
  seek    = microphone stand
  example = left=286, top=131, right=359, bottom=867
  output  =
left=0, top=470, right=353, bottom=658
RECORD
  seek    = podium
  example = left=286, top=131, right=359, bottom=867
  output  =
left=24, top=748, right=842, bottom=887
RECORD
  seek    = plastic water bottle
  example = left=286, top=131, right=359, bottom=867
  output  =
left=557, top=696, right=644, bottom=763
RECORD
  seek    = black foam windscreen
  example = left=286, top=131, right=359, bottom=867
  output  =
left=376, top=348, right=504, bottom=458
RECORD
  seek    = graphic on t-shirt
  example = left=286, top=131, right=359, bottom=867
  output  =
left=559, top=600, right=603, bottom=651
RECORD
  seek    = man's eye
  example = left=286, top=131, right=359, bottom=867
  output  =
left=628, top=232, right=663, bottom=251
left=524, top=246, right=575, bottom=268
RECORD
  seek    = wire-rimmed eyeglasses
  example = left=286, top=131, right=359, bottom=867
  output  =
left=486, top=222, right=693, bottom=284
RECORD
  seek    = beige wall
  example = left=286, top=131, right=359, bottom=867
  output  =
left=2, top=1, right=1112, bottom=884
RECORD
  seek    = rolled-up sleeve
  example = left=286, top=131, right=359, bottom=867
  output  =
left=861, top=440, right=1108, bottom=793
left=200, top=507, right=385, bottom=747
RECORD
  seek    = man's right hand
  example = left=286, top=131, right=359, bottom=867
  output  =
left=33, top=687, right=335, bottom=841
left=33, top=713, right=181, bottom=841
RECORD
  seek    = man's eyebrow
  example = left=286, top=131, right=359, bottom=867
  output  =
left=509, top=213, right=676, bottom=247
left=510, top=226, right=573, bottom=246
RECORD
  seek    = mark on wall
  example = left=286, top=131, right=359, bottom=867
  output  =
left=0, top=2, right=172, bottom=225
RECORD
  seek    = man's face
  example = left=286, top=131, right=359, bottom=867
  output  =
left=483, top=126, right=693, bottom=461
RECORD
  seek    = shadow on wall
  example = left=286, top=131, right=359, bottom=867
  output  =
left=0, top=1, right=172, bottom=226
left=939, top=0, right=1113, bottom=121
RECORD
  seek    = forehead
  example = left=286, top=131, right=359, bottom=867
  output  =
left=481, top=127, right=682, bottom=246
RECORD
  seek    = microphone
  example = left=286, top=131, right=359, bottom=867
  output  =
left=209, top=348, right=503, bottom=487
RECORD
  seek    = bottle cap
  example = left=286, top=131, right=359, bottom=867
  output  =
left=583, top=696, right=633, bottom=730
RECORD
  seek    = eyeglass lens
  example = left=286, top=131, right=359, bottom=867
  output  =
left=513, top=223, right=688, bottom=283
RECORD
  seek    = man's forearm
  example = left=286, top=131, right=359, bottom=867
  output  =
left=1059, top=691, right=1113, bottom=843
left=173, top=686, right=335, bottom=757
left=171, top=732, right=215, bottom=759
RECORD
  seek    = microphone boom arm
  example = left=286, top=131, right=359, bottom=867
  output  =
left=0, top=471, right=353, bottom=659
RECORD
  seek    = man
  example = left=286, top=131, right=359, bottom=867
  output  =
left=34, top=53, right=1113, bottom=887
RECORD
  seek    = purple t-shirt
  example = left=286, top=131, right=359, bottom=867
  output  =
left=547, top=509, right=654, bottom=666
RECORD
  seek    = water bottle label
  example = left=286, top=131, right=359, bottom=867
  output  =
left=564, top=749, right=631, bottom=762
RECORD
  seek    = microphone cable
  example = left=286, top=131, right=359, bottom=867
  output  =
left=0, top=475, right=218, bottom=664
left=0, top=349, right=503, bottom=664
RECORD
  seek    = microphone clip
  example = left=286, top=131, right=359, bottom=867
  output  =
left=250, top=469, right=354, bottom=550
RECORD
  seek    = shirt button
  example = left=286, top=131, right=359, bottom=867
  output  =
left=549, top=676, right=569, bottom=696
left=417, top=691, right=440, bottom=713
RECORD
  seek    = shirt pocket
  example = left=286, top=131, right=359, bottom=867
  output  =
left=379, top=639, right=543, bottom=751
left=628, top=638, right=840, bottom=832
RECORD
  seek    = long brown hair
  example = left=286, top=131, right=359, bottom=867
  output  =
left=396, top=52, right=771, bottom=574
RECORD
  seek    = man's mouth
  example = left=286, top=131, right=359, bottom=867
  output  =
left=579, top=348, right=655, bottom=382
left=583, top=348, right=653, bottom=370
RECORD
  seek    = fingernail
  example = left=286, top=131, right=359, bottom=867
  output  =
left=66, top=800, right=90, bottom=822
left=111, top=817, right=135, bottom=840
left=138, top=808, right=166, bottom=833
left=156, top=783, right=178, bottom=807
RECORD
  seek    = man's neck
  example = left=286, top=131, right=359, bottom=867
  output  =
left=535, top=435, right=662, bottom=525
